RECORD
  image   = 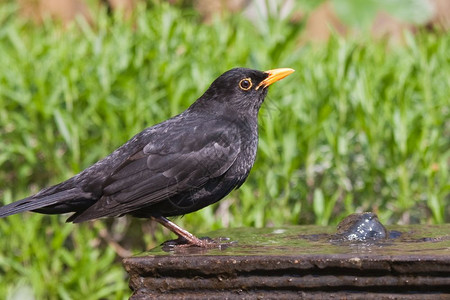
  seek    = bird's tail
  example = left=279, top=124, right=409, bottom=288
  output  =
left=0, top=188, right=90, bottom=218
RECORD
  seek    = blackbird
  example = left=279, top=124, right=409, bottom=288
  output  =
left=0, top=67, right=294, bottom=247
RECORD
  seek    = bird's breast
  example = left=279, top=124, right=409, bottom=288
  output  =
left=231, top=122, right=259, bottom=181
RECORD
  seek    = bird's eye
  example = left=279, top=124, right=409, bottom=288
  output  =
left=239, top=78, right=252, bottom=91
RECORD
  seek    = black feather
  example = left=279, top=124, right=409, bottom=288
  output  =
left=0, top=67, right=291, bottom=238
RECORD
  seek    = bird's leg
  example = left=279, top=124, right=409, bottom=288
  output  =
left=152, top=216, right=210, bottom=247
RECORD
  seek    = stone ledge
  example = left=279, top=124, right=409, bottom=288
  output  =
left=123, top=224, right=450, bottom=299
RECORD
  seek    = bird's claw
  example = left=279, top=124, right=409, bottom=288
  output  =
left=161, top=236, right=235, bottom=251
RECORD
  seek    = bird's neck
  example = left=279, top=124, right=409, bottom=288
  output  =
left=189, top=104, right=258, bottom=133
left=189, top=95, right=261, bottom=122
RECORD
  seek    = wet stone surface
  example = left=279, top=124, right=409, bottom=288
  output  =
left=335, top=212, right=388, bottom=241
left=124, top=224, right=450, bottom=299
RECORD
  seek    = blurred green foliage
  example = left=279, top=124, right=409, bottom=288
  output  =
left=0, top=1, right=449, bottom=299
left=332, top=0, right=434, bottom=27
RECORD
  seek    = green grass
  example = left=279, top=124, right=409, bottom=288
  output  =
left=0, top=2, right=449, bottom=299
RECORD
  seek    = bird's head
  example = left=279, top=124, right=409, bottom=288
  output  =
left=191, top=67, right=294, bottom=115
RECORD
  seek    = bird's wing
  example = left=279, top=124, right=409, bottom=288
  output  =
left=71, top=118, right=241, bottom=222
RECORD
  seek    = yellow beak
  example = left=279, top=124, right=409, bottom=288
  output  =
left=256, top=68, right=295, bottom=90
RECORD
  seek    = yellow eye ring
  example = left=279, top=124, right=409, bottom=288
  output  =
left=239, top=78, right=252, bottom=91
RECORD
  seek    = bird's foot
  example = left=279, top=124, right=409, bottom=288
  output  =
left=152, top=216, right=235, bottom=250
left=161, top=236, right=235, bottom=251
left=162, top=236, right=213, bottom=247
